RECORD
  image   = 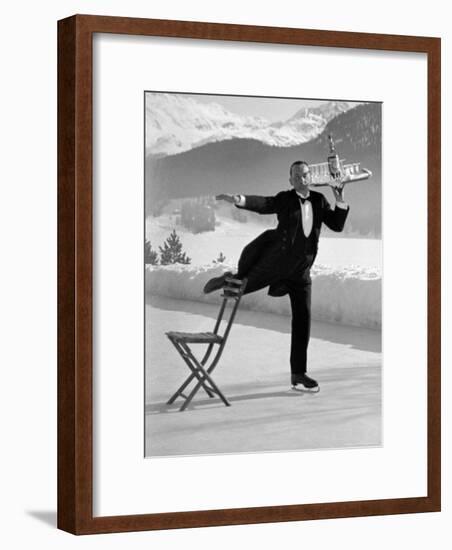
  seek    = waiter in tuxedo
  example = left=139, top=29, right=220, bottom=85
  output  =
left=204, top=160, right=349, bottom=391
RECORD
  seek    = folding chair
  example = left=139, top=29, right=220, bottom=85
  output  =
left=166, top=277, right=247, bottom=411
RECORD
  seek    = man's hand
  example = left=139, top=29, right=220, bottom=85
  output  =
left=216, top=194, right=238, bottom=204
left=331, top=181, right=345, bottom=203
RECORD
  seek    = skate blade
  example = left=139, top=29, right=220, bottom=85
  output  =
left=291, top=384, right=320, bottom=394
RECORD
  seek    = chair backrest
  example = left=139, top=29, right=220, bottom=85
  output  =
left=213, top=277, right=247, bottom=346
left=197, top=277, right=247, bottom=371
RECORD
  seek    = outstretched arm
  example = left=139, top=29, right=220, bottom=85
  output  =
left=216, top=193, right=282, bottom=215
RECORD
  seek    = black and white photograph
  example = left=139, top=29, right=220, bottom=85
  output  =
left=145, top=91, right=382, bottom=457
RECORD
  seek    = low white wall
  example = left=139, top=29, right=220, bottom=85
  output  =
left=146, top=263, right=381, bottom=329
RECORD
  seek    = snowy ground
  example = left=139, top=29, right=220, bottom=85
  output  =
left=145, top=296, right=382, bottom=458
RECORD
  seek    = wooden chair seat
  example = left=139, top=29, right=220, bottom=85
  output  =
left=166, top=331, right=223, bottom=344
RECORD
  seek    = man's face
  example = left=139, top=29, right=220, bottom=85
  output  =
left=290, top=163, right=311, bottom=193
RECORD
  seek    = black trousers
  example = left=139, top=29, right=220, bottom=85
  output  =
left=236, top=232, right=312, bottom=374
left=287, top=281, right=311, bottom=375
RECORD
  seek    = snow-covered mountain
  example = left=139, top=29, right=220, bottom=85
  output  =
left=146, top=93, right=355, bottom=157
left=270, top=101, right=350, bottom=134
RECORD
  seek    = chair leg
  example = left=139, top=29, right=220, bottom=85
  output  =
left=180, top=374, right=230, bottom=411
left=179, top=345, right=230, bottom=411
left=166, top=339, right=215, bottom=406
left=167, top=368, right=215, bottom=404
left=166, top=338, right=230, bottom=410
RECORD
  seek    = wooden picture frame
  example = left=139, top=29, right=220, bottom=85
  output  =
left=58, top=14, right=441, bottom=535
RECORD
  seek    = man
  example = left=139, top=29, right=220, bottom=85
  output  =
left=204, top=160, right=349, bottom=391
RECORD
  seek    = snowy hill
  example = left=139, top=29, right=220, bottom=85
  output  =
left=146, top=93, right=354, bottom=156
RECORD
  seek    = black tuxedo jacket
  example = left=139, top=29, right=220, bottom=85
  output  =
left=236, top=189, right=349, bottom=293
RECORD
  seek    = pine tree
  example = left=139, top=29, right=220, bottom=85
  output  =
left=159, top=230, right=191, bottom=265
left=144, top=240, right=159, bottom=265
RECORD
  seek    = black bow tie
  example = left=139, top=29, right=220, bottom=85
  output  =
left=298, top=195, right=310, bottom=204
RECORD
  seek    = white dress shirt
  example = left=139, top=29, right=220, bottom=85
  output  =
left=296, top=192, right=313, bottom=237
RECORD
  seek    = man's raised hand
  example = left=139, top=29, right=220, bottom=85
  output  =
left=331, top=180, right=346, bottom=203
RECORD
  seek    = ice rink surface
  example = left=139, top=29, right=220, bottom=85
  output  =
left=145, top=296, right=382, bottom=457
